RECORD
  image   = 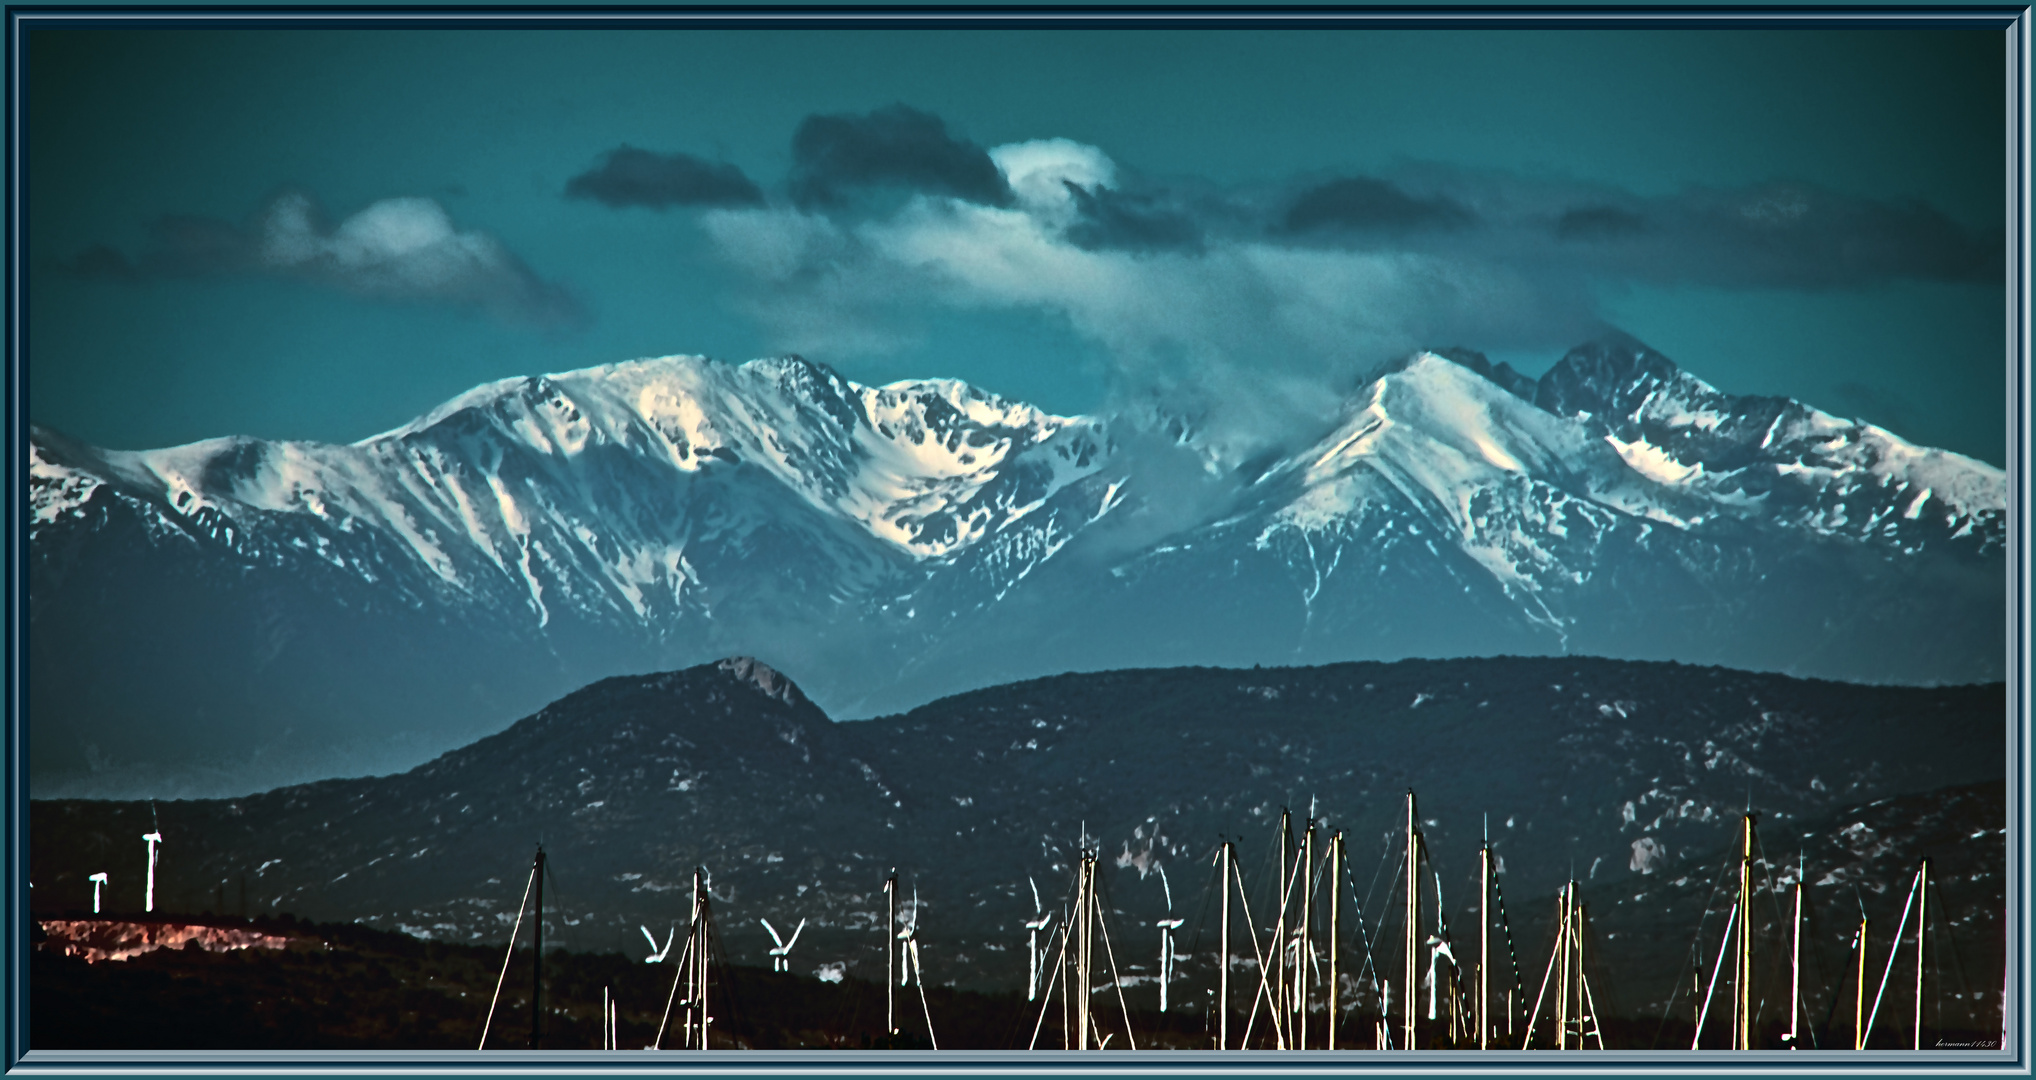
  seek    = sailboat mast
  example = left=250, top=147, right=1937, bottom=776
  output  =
left=1738, top=814, right=1753, bottom=1050
left=1329, top=830, right=1341, bottom=1051
left=531, top=846, right=545, bottom=1050
left=1404, top=790, right=1418, bottom=1051
left=1479, top=829, right=1490, bottom=1051
left=1275, top=808, right=1291, bottom=1050
left=1300, top=815, right=1314, bottom=1050
left=1078, top=850, right=1094, bottom=1050
left=1574, top=885, right=1586, bottom=1049
left=1914, top=858, right=1929, bottom=1050
left=691, top=866, right=708, bottom=1050
left=1555, top=885, right=1569, bottom=1050
left=1219, top=841, right=1232, bottom=1050
left=1789, top=870, right=1803, bottom=1048
left=886, top=870, right=897, bottom=1036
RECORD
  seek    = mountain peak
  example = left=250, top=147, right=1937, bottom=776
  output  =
left=1362, top=347, right=1538, bottom=403
left=1532, top=332, right=1695, bottom=422
left=717, top=656, right=803, bottom=705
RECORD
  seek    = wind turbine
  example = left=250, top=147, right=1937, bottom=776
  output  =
left=89, top=873, right=108, bottom=914
left=1023, top=876, right=1055, bottom=1002
left=897, top=886, right=923, bottom=987
left=142, top=831, right=163, bottom=912
left=1155, top=866, right=1185, bottom=1012
left=895, top=881, right=939, bottom=1049
left=641, top=924, right=675, bottom=963
left=760, top=917, right=807, bottom=972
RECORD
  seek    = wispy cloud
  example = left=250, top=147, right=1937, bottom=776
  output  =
left=565, top=146, right=764, bottom=209
left=71, top=191, right=585, bottom=329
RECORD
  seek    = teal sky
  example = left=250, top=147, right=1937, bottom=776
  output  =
left=27, top=23, right=2010, bottom=464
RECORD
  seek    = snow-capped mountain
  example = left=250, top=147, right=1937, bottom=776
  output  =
left=27, top=337, right=2004, bottom=797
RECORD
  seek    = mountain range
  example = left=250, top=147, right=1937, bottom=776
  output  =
left=28, top=334, right=2005, bottom=797
left=29, top=655, right=2004, bottom=1030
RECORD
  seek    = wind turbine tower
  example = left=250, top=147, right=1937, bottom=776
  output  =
left=89, top=872, right=108, bottom=914
left=1023, top=876, right=1055, bottom=1002
left=1155, top=865, right=1185, bottom=1012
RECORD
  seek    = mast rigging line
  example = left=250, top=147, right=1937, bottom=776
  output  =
left=1487, top=851, right=1526, bottom=1037
left=1748, top=823, right=1801, bottom=1041
left=1813, top=916, right=1855, bottom=1050
left=1690, top=899, right=1739, bottom=1050
left=1027, top=919, right=1074, bottom=1050
left=1862, top=864, right=1925, bottom=1048
left=1652, top=837, right=1752, bottom=1048
left=654, top=932, right=696, bottom=1049
left=477, top=858, right=539, bottom=1050
left=1177, top=839, right=1227, bottom=984
left=1090, top=865, right=1139, bottom=1051
left=1230, top=848, right=1285, bottom=1049
left=1338, top=844, right=1386, bottom=1007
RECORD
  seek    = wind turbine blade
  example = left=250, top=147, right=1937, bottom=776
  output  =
left=1158, top=865, right=1174, bottom=912
left=785, top=918, right=807, bottom=951
left=642, top=926, right=659, bottom=949
left=1030, top=875, right=1042, bottom=915
left=760, top=917, right=785, bottom=949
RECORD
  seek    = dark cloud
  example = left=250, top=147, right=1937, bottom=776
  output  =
left=789, top=104, right=1013, bottom=210
left=1536, top=181, right=1999, bottom=288
left=1260, top=171, right=1995, bottom=290
left=1669, top=183, right=1998, bottom=288
left=1062, top=182, right=1204, bottom=253
left=1280, top=176, right=1477, bottom=236
left=69, top=191, right=585, bottom=330
left=565, top=145, right=764, bottom=209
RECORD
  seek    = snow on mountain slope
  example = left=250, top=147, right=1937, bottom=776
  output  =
left=1001, top=340, right=2007, bottom=696
left=379, top=355, right=1112, bottom=560
left=1248, top=344, right=2003, bottom=609
left=26, top=336, right=2007, bottom=796
left=1256, top=352, right=1640, bottom=621
left=1537, top=335, right=2003, bottom=552
left=34, top=355, right=1116, bottom=632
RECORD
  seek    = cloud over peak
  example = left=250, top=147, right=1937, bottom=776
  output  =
left=684, top=109, right=1998, bottom=466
